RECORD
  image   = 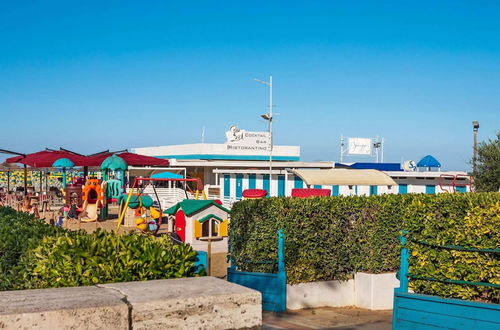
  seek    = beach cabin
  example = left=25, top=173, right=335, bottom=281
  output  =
left=164, top=200, right=230, bottom=254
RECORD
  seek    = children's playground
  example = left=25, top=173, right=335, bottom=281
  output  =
left=0, top=148, right=237, bottom=276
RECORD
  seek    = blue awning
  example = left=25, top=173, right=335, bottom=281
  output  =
left=335, top=162, right=402, bottom=171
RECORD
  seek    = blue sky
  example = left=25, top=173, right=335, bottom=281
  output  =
left=0, top=1, right=499, bottom=170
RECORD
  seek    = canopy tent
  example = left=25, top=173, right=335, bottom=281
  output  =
left=417, top=155, right=441, bottom=169
left=290, top=169, right=397, bottom=186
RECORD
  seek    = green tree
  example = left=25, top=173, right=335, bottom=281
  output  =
left=473, top=132, right=500, bottom=192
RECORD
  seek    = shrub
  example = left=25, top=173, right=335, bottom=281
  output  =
left=406, top=194, right=500, bottom=303
left=0, top=207, right=202, bottom=291
left=13, top=230, right=200, bottom=290
left=0, top=207, right=63, bottom=290
left=230, top=193, right=500, bottom=302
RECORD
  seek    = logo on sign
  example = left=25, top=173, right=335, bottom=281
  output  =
left=225, top=125, right=270, bottom=152
left=348, top=138, right=372, bottom=155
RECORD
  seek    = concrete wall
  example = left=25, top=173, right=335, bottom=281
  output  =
left=0, top=277, right=261, bottom=330
left=287, top=272, right=399, bottom=311
left=287, top=279, right=355, bottom=310
left=355, top=272, right=400, bottom=310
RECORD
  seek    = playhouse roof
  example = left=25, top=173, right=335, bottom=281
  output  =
left=197, top=214, right=224, bottom=223
left=164, top=200, right=230, bottom=216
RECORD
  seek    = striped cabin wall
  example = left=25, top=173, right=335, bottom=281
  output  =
left=216, top=173, right=466, bottom=201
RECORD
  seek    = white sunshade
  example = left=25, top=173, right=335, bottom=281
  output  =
left=290, top=169, right=397, bottom=186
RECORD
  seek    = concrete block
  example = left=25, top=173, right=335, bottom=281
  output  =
left=355, top=272, right=399, bottom=310
left=101, top=277, right=261, bottom=329
left=0, top=286, right=129, bottom=330
left=287, top=279, right=355, bottom=310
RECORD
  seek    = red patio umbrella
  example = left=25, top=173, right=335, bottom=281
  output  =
left=6, top=150, right=89, bottom=168
left=83, top=152, right=169, bottom=167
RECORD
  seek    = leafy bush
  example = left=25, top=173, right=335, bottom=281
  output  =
left=0, top=207, right=63, bottom=290
left=406, top=194, right=500, bottom=303
left=0, top=206, right=202, bottom=291
left=230, top=193, right=500, bottom=302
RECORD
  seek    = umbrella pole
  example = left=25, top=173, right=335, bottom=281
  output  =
left=7, top=171, right=10, bottom=192
left=23, top=165, right=27, bottom=196
left=101, top=169, right=108, bottom=220
left=62, top=168, right=67, bottom=189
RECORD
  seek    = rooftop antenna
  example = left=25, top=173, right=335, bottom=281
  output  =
left=201, top=126, right=206, bottom=144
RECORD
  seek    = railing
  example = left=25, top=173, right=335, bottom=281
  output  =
left=126, top=186, right=235, bottom=210
left=227, top=229, right=286, bottom=312
left=397, top=231, right=500, bottom=292
left=393, top=231, right=500, bottom=329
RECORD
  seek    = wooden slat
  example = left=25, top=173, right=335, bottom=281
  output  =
left=395, top=293, right=500, bottom=324
left=393, top=292, right=500, bottom=329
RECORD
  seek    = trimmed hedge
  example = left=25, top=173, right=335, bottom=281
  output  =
left=0, top=207, right=202, bottom=291
left=230, top=193, right=500, bottom=302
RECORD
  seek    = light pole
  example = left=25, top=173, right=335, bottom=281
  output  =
left=254, top=75, right=273, bottom=193
left=472, top=121, right=479, bottom=174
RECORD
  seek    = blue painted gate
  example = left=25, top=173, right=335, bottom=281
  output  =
left=393, top=232, right=500, bottom=329
left=227, top=229, right=286, bottom=312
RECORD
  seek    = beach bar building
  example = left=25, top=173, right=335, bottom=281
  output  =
left=133, top=127, right=472, bottom=208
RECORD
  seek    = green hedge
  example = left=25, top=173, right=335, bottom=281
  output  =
left=0, top=207, right=202, bottom=291
left=230, top=193, right=500, bottom=302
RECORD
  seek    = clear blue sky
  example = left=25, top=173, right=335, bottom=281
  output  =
left=1, top=1, right=499, bottom=170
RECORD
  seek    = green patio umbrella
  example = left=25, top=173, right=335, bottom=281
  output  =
left=100, top=154, right=128, bottom=186
left=100, top=154, right=128, bottom=172
left=52, top=158, right=74, bottom=189
left=99, top=154, right=128, bottom=220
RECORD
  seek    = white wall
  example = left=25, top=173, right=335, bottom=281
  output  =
left=133, top=143, right=300, bottom=159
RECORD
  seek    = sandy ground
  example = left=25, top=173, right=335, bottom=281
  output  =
left=39, top=205, right=168, bottom=235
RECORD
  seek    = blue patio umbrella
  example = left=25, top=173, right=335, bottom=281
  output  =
left=151, top=171, right=183, bottom=179
left=52, top=158, right=75, bottom=188
left=417, top=155, right=441, bottom=171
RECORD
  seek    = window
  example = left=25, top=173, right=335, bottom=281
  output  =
left=194, top=214, right=228, bottom=239
left=202, top=217, right=220, bottom=238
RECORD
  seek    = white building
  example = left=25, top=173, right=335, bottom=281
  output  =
left=133, top=126, right=472, bottom=208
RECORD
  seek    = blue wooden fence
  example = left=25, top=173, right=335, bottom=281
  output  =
left=194, top=251, right=208, bottom=274
left=393, top=232, right=500, bottom=329
left=227, top=229, right=286, bottom=312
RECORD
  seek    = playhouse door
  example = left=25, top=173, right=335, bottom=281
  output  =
left=175, top=210, right=186, bottom=241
